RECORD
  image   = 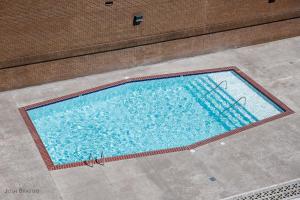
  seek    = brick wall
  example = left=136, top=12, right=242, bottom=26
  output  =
left=1, top=0, right=299, bottom=68
left=0, top=0, right=299, bottom=90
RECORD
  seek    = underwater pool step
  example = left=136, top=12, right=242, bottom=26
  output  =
left=196, top=76, right=258, bottom=124
left=203, top=80, right=228, bottom=97
left=185, top=83, right=244, bottom=130
left=190, top=80, right=250, bottom=127
left=204, top=76, right=258, bottom=123
left=222, top=96, right=247, bottom=114
left=195, top=77, right=253, bottom=125
left=189, top=81, right=240, bottom=124
left=184, top=84, right=233, bottom=130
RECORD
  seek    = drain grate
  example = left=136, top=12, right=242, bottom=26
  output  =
left=209, top=177, right=217, bottom=182
left=223, top=178, right=300, bottom=200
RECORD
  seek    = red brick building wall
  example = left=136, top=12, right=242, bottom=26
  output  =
left=0, top=0, right=300, bottom=90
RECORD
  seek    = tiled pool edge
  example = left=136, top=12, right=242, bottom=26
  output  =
left=18, top=66, right=295, bottom=171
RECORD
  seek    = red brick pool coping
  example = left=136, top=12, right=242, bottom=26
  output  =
left=18, top=66, right=294, bottom=170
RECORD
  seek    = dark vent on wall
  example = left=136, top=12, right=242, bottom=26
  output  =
left=105, top=1, right=113, bottom=6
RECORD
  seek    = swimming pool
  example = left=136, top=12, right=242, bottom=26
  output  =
left=19, top=67, right=293, bottom=170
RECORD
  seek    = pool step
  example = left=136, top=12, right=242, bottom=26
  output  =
left=185, top=82, right=245, bottom=130
left=184, top=84, right=233, bottom=130
left=192, top=80, right=249, bottom=127
left=202, top=76, right=258, bottom=122
left=184, top=76, right=258, bottom=130
left=196, top=78, right=253, bottom=126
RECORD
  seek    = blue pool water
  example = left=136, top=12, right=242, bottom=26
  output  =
left=27, top=70, right=284, bottom=165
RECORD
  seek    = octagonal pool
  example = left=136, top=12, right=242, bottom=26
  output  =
left=19, top=67, right=293, bottom=170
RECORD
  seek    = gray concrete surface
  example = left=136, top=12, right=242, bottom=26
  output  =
left=0, top=36, right=299, bottom=200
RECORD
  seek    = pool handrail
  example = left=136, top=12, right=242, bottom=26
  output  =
left=222, top=96, right=247, bottom=114
left=204, top=80, right=228, bottom=96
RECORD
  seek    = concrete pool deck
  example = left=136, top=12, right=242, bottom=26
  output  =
left=0, top=36, right=299, bottom=200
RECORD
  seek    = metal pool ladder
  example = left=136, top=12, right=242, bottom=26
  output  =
left=86, top=151, right=105, bottom=167
left=222, top=96, right=247, bottom=114
left=87, top=153, right=94, bottom=167
left=204, top=80, right=228, bottom=96
left=100, top=151, right=105, bottom=166
left=96, top=151, right=105, bottom=166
